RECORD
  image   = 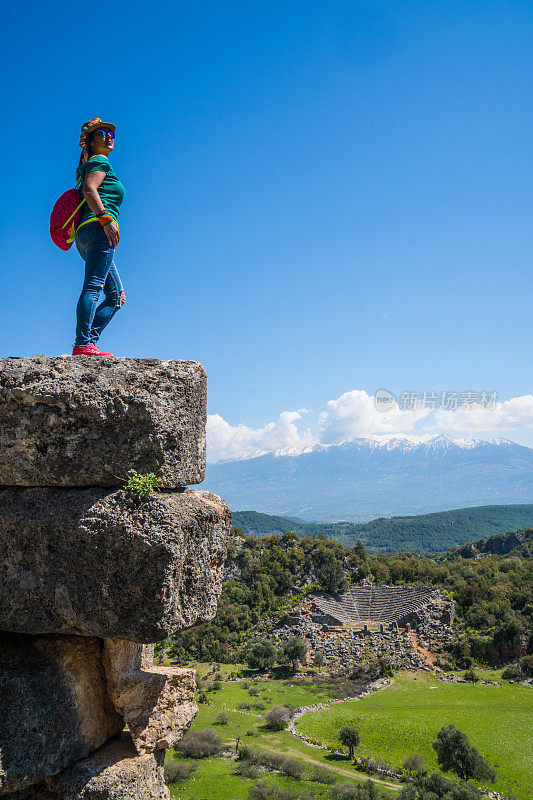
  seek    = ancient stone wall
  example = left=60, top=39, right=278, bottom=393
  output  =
left=0, top=357, right=230, bottom=799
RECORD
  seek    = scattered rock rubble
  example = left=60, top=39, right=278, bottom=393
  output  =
left=0, top=357, right=231, bottom=799
left=273, top=586, right=455, bottom=670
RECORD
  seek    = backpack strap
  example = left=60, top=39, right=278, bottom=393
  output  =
left=63, top=177, right=87, bottom=243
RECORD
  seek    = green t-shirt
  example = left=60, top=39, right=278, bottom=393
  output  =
left=78, top=156, right=125, bottom=225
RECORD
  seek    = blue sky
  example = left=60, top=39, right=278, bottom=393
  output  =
left=2, top=0, right=532, bottom=457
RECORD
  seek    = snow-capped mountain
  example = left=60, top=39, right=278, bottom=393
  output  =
left=220, top=434, right=515, bottom=462
left=201, top=435, right=533, bottom=522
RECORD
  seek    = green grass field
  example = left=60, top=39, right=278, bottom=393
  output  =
left=165, top=667, right=399, bottom=799
left=166, top=753, right=332, bottom=800
left=297, top=671, right=533, bottom=800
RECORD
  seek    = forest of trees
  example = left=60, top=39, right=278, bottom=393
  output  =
left=232, top=506, right=533, bottom=553
left=158, top=528, right=532, bottom=668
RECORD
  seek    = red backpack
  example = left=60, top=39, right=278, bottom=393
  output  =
left=50, top=178, right=86, bottom=250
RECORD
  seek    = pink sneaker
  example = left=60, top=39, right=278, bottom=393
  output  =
left=72, top=343, right=114, bottom=357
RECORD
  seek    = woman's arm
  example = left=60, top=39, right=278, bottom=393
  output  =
left=83, top=171, right=120, bottom=247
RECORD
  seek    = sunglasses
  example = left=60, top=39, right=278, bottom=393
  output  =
left=95, top=129, right=115, bottom=139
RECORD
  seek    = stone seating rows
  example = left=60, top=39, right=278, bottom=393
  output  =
left=311, top=585, right=437, bottom=625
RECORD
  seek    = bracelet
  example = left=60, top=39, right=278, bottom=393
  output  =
left=95, top=210, right=106, bottom=218
left=98, top=214, right=114, bottom=228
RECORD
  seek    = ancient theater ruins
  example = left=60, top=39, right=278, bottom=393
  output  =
left=273, top=581, right=454, bottom=670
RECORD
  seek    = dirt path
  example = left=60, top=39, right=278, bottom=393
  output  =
left=410, top=631, right=436, bottom=666
left=251, top=742, right=400, bottom=792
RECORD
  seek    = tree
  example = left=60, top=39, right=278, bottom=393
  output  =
left=432, top=725, right=496, bottom=782
left=353, top=541, right=368, bottom=561
left=338, top=725, right=360, bottom=759
left=246, top=637, right=277, bottom=671
left=313, top=547, right=347, bottom=593
left=282, top=636, right=307, bottom=671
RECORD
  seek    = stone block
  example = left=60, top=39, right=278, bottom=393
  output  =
left=22, top=734, right=169, bottom=800
left=0, top=633, right=123, bottom=794
left=0, top=487, right=230, bottom=641
left=0, top=357, right=206, bottom=487
left=102, top=640, right=197, bottom=753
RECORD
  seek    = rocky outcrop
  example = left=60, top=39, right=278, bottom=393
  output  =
left=19, top=734, right=169, bottom=800
left=102, top=640, right=197, bottom=753
left=0, top=634, right=123, bottom=793
left=0, top=357, right=230, bottom=798
left=0, top=487, right=230, bottom=640
left=0, top=357, right=206, bottom=487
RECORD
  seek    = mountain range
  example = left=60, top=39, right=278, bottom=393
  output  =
left=231, top=505, right=533, bottom=553
left=201, top=434, right=533, bottom=521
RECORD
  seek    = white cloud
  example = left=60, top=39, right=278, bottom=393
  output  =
left=207, top=409, right=312, bottom=462
left=207, top=391, right=533, bottom=462
left=316, top=389, right=430, bottom=445
left=435, top=394, right=533, bottom=431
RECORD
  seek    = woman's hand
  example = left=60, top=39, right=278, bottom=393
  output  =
left=104, top=220, right=120, bottom=247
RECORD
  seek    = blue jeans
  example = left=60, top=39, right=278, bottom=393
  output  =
left=74, top=222, right=124, bottom=346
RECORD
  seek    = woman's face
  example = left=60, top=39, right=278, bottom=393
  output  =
left=89, top=128, right=115, bottom=156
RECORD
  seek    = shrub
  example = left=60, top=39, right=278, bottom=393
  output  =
left=215, top=711, right=229, bottom=725
left=256, top=751, right=285, bottom=771
left=502, top=663, right=523, bottom=680
left=175, top=728, right=222, bottom=758
left=311, top=766, right=336, bottom=784
left=211, top=680, right=222, bottom=691
left=249, top=687, right=261, bottom=697
left=399, top=772, right=485, bottom=800
left=123, top=469, right=164, bottom=500
left=238, top=702, right=251, bottom=710
left=355, top=757, right=378, bottom=775
left=280, top=757, right=305, bottom=780
left=238, top=745, right=254, bottom=760
left=246, top=730, right=259, bottom=737
left=164, top=759, right=197, bottom=782
left=252, top=702, right=266, bottom=710
left=313, top=651, right=325, bottom=668
left=249, top=782, right=297, bottom=800
left=235, top=761, right=261, bottom=779
left=520, top=654, right=533, bottom=676
left=265, top=705, right=292, bottom=731
left=401, top=753, right=427, bottom=776
left=329, top=779, right=387, bottom=800
left=463, top=668, right=479, bottom=684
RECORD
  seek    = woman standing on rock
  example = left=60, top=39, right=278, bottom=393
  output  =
left=72, top=118, right=125, bottom=358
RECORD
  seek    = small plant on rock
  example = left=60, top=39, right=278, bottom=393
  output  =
left=123, top=469, right=164, bottom=500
